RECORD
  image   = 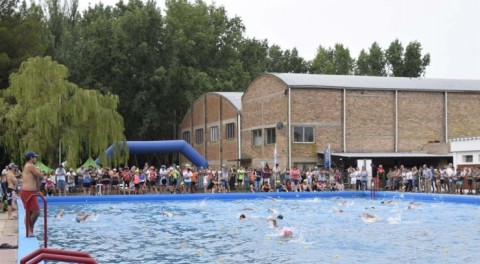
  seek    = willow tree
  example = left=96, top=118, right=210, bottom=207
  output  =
left=2, top=56, right=127, bottom=167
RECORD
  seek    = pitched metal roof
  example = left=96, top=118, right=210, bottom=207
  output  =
left=271, top=73, right=480, bottom=92
left=211, top=92, right=243, bottom=110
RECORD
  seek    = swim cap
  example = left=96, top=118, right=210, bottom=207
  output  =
left=283, top=229, right=293, bottom=237
left=277, top=215, right=283, bottom=220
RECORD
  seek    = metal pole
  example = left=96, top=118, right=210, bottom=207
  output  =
left=445, top=91, right=448, bottom=142
left=395, top=90, right=398, bottom=153
left=343, top=89, right=346, bottom=152
left=288, top=86, right=292, bottom=169
left=59, top=96, right=62, bottom=165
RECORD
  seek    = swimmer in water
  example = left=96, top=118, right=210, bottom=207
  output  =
left=268, top=215, right=283, bottom=228
left=407, top=202, right=421, bottom=210
left=279, top=228, right=293, bottom=238
left=381, top=200, right=395, bottom=205
left=332, top=207, right=344, bottom=214
left=55, top=209, right=65, bottom=219
left=365, top=206, right=375, bottom=210
left=361, top=213, right=377, bottom=219
left=360, top=213, right=379, bottom=224
left=162, top=211, right=173, bottom=217
left=75, top=212, right=93, bottom=223
left=239, top=214, right=246, bottom=220
left=268, top=208, right=279, bottom=214
left=266, top=196, right=280, bottom=202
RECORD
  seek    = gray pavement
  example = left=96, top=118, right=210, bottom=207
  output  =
left=0, top=209, right=18, bottom=264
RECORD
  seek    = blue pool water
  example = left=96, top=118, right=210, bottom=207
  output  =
left=34, top=192, right=480, bottom=264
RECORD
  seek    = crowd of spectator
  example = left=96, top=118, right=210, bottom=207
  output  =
left=348, top=163, right=480, bottom=194
left=3, top=161, right=478, bottom=197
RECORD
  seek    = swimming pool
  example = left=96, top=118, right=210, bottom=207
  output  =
left=25, top=192, right=480, bottom=264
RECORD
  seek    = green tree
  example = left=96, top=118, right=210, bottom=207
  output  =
left=1, top=57, right=127, bottom=167
left=386, top=39, right=430, bottom=77
left=334, top=44, right=354, bottom=75
left=355, top=49, right=369, bottom=75
left=403, top=41, right=431, bottom=77
left=0, top=0, right=47, bottom=88
left=311, top=44, right=354, bottom=75
left=267, top=44, right=286, bottom=72
left=385, top=39, right=404, bottom=77
left=281, top=48, right=310, bottom=73
left=355, top=42, right=386, bottom=76
left=158, top=0, right=250, bottom=138
left=367, top=42, right=386, bottom=76
left=311, top=45, right=335, bottom=74
left=238, top=38, right=269, bottom=78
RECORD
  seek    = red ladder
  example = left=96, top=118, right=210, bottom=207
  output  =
left=21, top=193, right=98, bottom=264
left=25, top=193, right=48, bottom=247
left=20, top=248, right=98, bottom=264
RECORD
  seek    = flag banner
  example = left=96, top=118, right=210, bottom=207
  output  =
left=324, top=145, right=331, bottom=168
left=274, top=143, right=278, bottom=165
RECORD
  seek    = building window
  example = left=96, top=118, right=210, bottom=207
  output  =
left=463, top=155, right=473, bottom=163
left=210, top=126, right=218, bottom=142
left=226, top=123, right=235, bottom=139
left=293, top=126, right=314, bottom=143
left=182, top=131, right=190, bottom=144
left=252, top=129, right=262, bottom=146
left=266, top=128, right=276, bottom=144
left=195, top=129, right=204, bottom=144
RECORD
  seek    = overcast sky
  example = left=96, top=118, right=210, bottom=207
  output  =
left=79, top=0, right=480, bottom=80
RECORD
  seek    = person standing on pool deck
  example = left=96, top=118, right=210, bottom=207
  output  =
left=55, top=163, right=67, bottom=196
left=290, top=166, right=301, bottom=192
left=6, top=163, right=19, bottom=220
left=20, top=151, right=44, bottom=237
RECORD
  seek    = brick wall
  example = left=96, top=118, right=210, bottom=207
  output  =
left=397, top=91, right=445, bottom=152
left=179, top=93, right=240, bottom=169
left=448, top=93, right=480, bottom=138
left=345, top=90, right=395, bottom=152
left=290, top=89, right=343, bottom=163
left=242, top=75, right=288, bottom=168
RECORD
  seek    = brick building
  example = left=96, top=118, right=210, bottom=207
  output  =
left=180, top=73, right=480, bottom=171
left=179, top=92, right=242, bottom=169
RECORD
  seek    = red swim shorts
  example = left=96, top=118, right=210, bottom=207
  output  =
left=20, top=190, right=40, bottom=212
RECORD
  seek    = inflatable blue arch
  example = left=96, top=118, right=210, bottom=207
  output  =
left=97, top=140, right=208, bottom=168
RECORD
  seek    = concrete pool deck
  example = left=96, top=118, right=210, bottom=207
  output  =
left=0, top=210, right=18, bottom=264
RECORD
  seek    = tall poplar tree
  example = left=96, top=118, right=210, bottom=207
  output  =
left=385, top=39, right=430, bottom=77
left=311, top=44, right=354, bottom=75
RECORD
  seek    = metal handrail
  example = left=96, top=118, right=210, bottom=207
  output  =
left=25, top=192, right=48, bottom=248
left=20, top=248, right=98, bottom=264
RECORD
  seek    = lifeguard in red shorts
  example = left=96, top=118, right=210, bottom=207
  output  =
left=20, top=151, right=44, bottom=237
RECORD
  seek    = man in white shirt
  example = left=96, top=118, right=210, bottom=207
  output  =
left=55, top=164, right=67, bottom=196
left=446, top=164, right=455, bottom=194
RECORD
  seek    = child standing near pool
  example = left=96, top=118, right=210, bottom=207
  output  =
left=133, top=170, right=140, bottom=194
left=45, top=177, right=55, bottom=196
left=249, top=168, right=255, bottom=193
